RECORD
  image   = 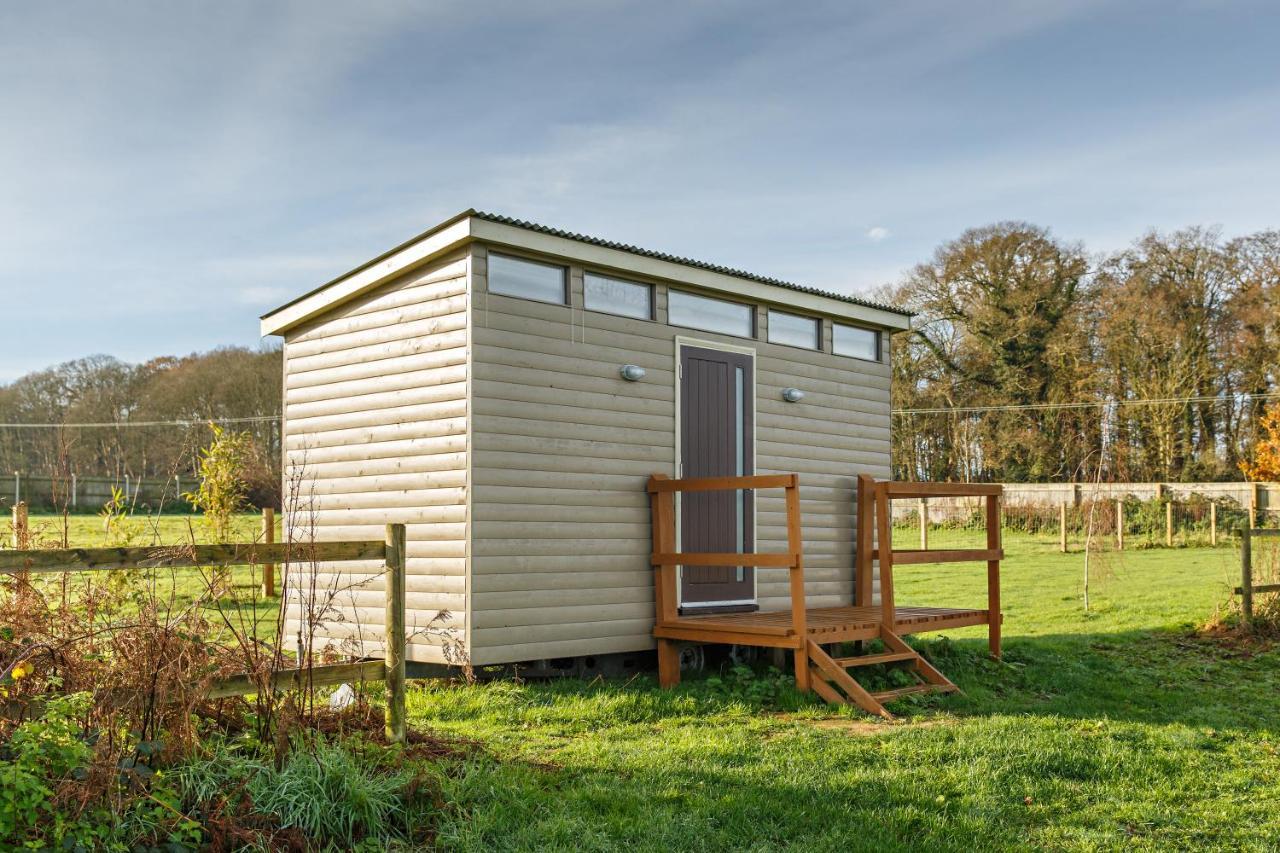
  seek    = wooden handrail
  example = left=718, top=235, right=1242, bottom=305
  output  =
left=651, top=551, right=800, bottom=568
left=881, top=481, right=1003, bottom=498
left=647, top=473, right=797, bottom=493
left=869, top=548, right=1003, bottom=565
left=856, top=477, right=1003, bottom=659
left=649, top=471, right=809, bottom=686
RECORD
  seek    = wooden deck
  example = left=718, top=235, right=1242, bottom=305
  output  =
left=648, top=473, right=1004, bottom=719
left=654, top=604, right=992, bottom=647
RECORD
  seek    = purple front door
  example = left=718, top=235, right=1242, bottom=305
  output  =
left=678, top=345, right=755, bottom=612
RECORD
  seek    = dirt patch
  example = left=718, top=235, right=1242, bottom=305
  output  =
left=1190, top=624, right=1277, bottom=657
left=308, top=702, right=481, bottom=761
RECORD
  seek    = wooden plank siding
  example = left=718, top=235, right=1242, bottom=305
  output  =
left=281, top=251, right=470, bottom=665
left=467, top=243, right=890, bottom=665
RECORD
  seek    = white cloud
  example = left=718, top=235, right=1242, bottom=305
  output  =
left=235, top=285, right=293, bottom=306
left=866, top=226, right=891, bottom=242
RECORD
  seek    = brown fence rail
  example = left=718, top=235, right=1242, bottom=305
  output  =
left=1, top=523, right=409, bottom=742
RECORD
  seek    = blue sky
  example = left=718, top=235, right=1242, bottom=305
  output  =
left=2, top=1, right=1279, bottom=381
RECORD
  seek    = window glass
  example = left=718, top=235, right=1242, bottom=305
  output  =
left=833, top=323, right=881, bottom=361
left=584, top=272, right=652, bottom=320
left=768, top=310, right=820, bottom=350
left=488, top=253, right=567, bottom=304
left=667, top=290, right=753, bottom=338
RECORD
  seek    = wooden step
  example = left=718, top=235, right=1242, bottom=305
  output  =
left=871, top=683, right=957, bottom=702
left=832, top=651, right=919, bottom=668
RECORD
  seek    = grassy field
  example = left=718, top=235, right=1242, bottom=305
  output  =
left=13, top=515, right=1280, bottom=849
left=414, top=531, right=1279, bottom=851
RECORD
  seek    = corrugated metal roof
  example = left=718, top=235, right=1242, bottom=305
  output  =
left=262, top=208, right=912, bottom=325
left=474, top=211, right=911, bottom=317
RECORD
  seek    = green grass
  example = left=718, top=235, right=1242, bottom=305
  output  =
left=411, top=530, right=1279, bottom=851
left=19, top=515, right=1280, bottom=849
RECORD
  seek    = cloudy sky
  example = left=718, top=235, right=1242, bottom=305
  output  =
left=2, top=1, right=1279, bottom=380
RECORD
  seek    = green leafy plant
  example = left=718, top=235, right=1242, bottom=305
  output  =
left=182, top=423, right=252, bottom=541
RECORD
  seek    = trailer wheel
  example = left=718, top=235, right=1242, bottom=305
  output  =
left=678, top=644, right=706, bottom=672
left=728, top=644, right=759, bottom=666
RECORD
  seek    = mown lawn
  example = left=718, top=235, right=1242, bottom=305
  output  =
left=413, top=531, right=1279, bottom=851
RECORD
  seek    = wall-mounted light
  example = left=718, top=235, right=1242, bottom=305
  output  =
left=781, top=387, right=805, bottom=403
left=620, top=364, right=647, bottom=382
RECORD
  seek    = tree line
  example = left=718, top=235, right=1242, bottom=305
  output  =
left=884, top=224, right=1280, bottom=483
left=0, top=347, right=281, bottom=503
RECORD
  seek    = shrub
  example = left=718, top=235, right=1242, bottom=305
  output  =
left=0, top=693, right=202, bottom=851
left=174, top=736, right=435, bottom=849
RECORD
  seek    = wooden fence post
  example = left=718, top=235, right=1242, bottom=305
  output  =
left=1240, top=526, right=1253, bottom=624
left=918, top=498, right=928, bottom=550
left=1115, top=499, right=1124, bottom=551
left=11, top=501, right=28, bottom=550
left=384, top=522, right=407, bottom=744
left=1165, top=500, right=1173, bottom=548
left=1059, top=501, right=1068, bottom=553
left=1210, top=501, right=1217, bottom=547
left=1251, top=483, right=1260, bottom=529
left=261, top=507, right=276, bottom=597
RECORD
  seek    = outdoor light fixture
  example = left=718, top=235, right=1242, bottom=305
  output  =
left=781, top=387, right=805, bottom=403
left=620, top=364, right=647, bottom=382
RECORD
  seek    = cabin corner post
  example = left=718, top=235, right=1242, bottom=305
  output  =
left=784, top=475, right=809, bottom=691
left=384, top=523, right=407, bottom=744
left=986, top=493, right=1002, bottom=659
left=648, top=474, right=681, bottom=688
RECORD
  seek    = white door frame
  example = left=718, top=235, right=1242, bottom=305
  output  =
left=673, top=335, right=759, bottom=609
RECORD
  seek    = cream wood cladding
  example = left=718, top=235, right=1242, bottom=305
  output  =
left=282, top=251, right=469, bottom=665
left=468, top=244, right=890, bottom=665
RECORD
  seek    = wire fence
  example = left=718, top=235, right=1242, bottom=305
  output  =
left=892, top=494, right=1279, bottom=552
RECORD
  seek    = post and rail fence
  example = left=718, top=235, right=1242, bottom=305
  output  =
left=898, top=482, right=1277, bottom=552
left=1237, top=527, right=1280, bottom=624
left=0, top=521, right=408, bottom=742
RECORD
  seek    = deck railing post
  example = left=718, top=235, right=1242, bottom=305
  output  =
left=1241, top=526, right=1253, bottom=624
left=648, top=474, right=680, bottom=688
left=384, top=523, right=407, bottom=744
left=875, top=483, right=895, bottom=630
left=987, top=493, right=1002, bottom=659
left=784, top=477, right=809, bottom=691
left=855, top=475, right=875, bottom=608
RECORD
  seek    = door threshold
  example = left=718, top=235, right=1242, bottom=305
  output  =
left=679, top=603, right=760, bottom=616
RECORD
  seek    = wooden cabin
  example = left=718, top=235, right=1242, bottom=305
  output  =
left=260, top=211, right=997, bottom=711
